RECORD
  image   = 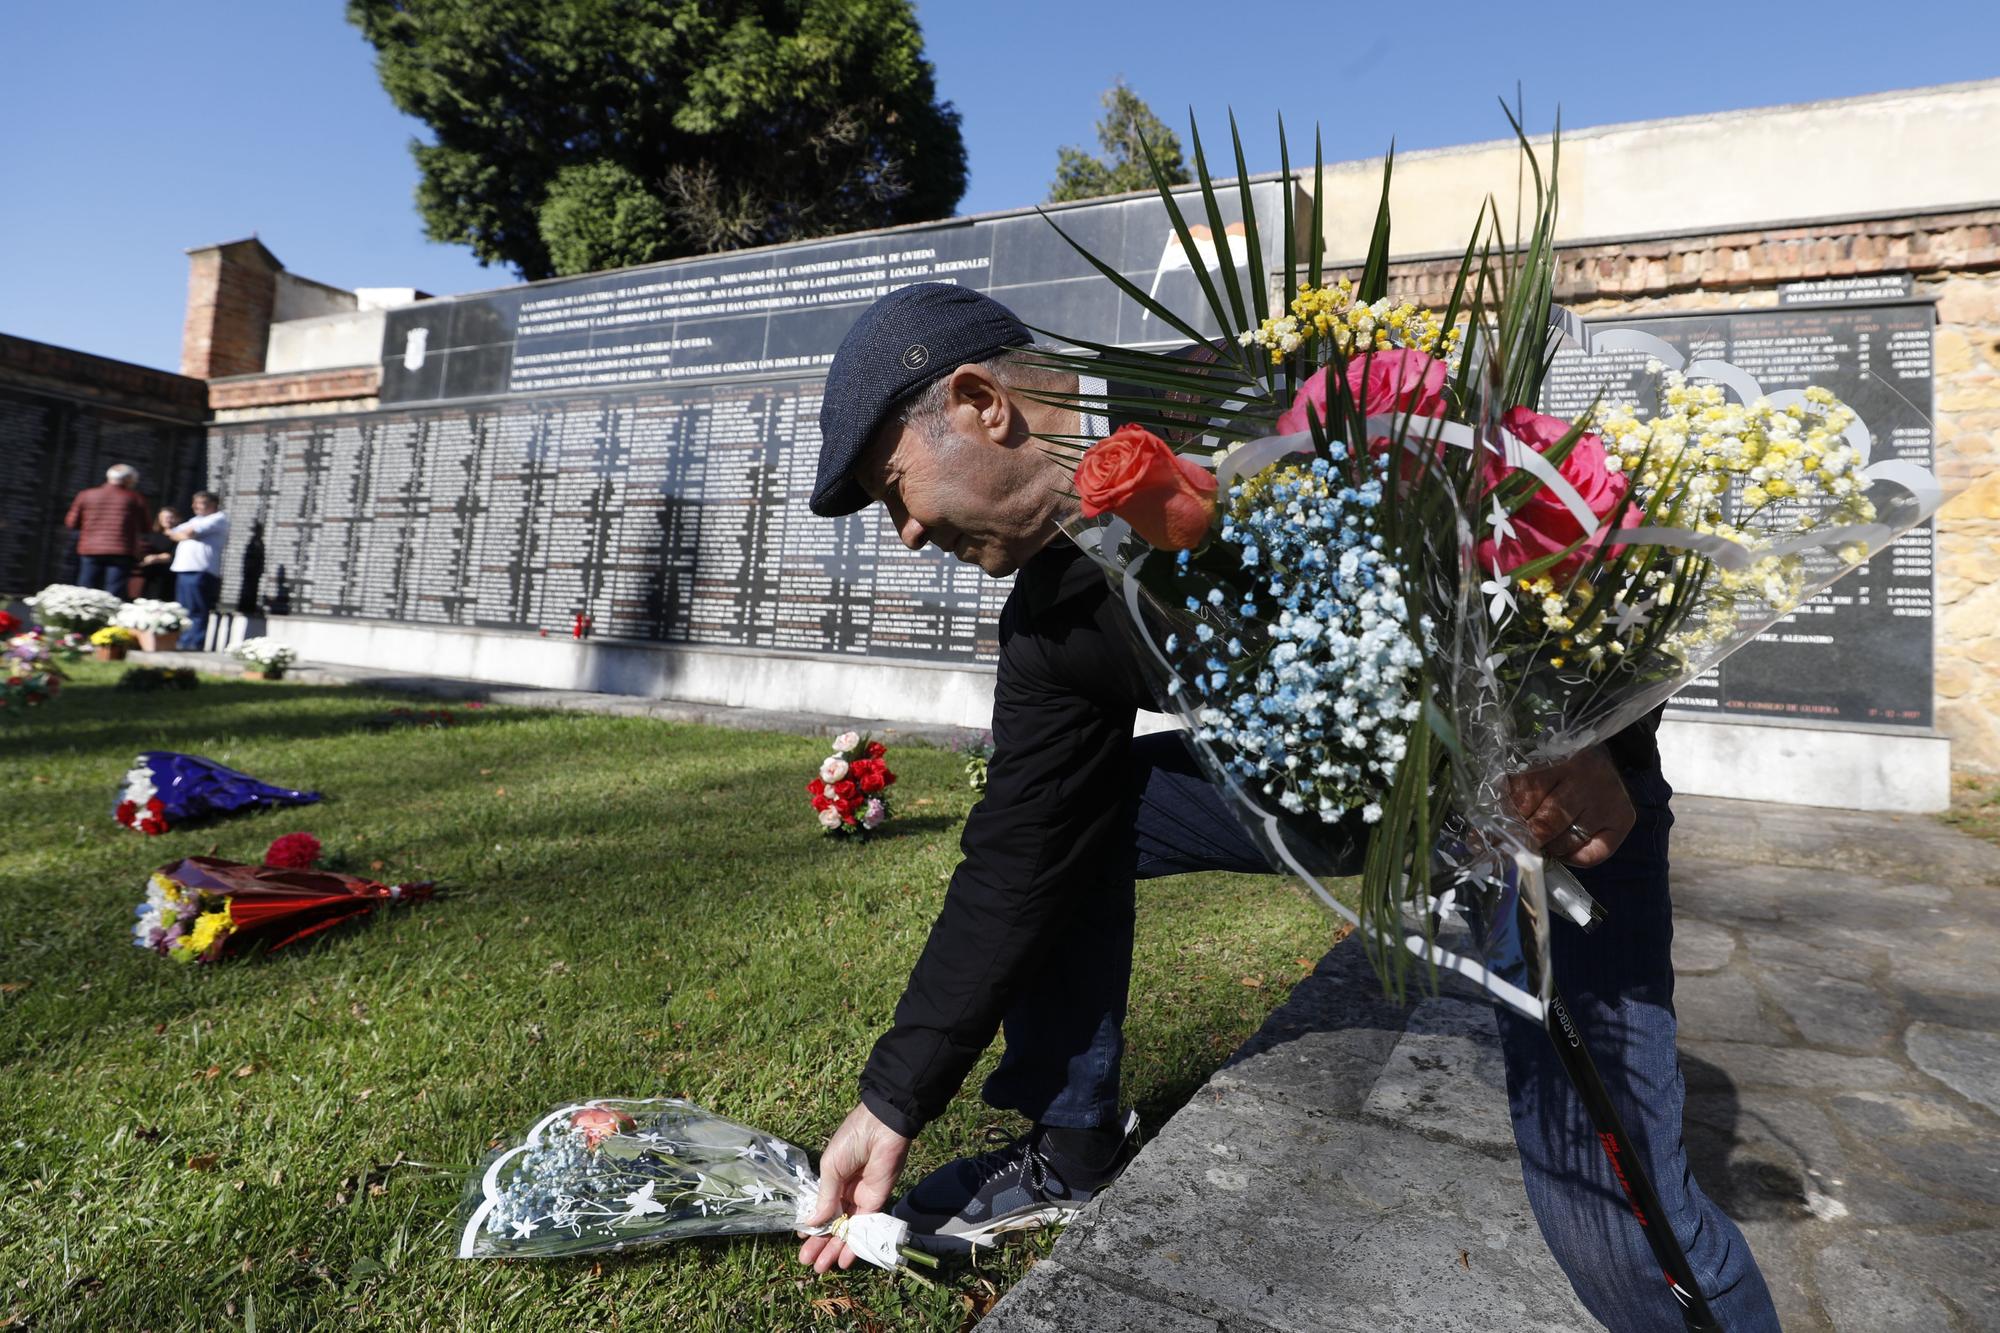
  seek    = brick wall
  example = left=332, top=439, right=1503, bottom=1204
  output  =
left=180, top=238, right=282, bottom=380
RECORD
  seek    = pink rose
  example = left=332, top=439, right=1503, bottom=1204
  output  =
left=1074, top=426, right=1218, bottom=551
left=1475, top=406, right=1641, bottom=580
left=1276, top=349, right=1448, bottom=437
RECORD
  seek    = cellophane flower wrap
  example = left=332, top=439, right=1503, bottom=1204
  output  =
left=1029, top=119, right=1942, bottom=1017
left=114, top=751, right=322, bottom=835
left=458, top=1098, right=924, bottom=1269
left=131, top=855, right=433, bottom=963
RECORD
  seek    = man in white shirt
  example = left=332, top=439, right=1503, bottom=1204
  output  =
left=169, top=491, right=230, bottom=650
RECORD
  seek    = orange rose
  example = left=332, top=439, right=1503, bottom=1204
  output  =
left=570, top=1105, right=636, bottom=1149
left=1074, top=425, right=1218, bottom=551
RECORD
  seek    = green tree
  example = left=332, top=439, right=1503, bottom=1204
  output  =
left=348, top=0, right=968, bottom=279
left=1048, top=79, right=1189, bottom=203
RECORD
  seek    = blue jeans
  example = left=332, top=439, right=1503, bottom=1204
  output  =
left=984, top=732, right=1778, bottom=1332
left=77, top=555, right=129, bottom=598
left=175, top=572, right=221, bottom=650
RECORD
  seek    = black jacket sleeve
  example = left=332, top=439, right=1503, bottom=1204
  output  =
left=858, top=545, right=1155, bottom=1137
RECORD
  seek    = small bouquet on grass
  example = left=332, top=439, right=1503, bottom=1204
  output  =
left=115, top=598, right=191, bottom=638
left=806, top=731, right=897, bottom=836
left=458, top=1098, right=933, bottom=1270
left=115, top=751, right=321, bottom=835
left=131, top=854, right=432, bottom=963
left=1, top=631, right=66, bottom=714
left=24, top=583, right=120, bottom=632
left=231, top=637, right=298, bottom=678
left=115, top=665, right=200, bottom=693
left=955, top=730, right=995, bottom=791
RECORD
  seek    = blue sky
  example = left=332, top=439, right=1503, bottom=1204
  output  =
left=1, top=2, right=1992, bottom=373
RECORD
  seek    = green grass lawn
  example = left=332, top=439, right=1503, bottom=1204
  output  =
left=0, top=662, right=1338, bottom=1331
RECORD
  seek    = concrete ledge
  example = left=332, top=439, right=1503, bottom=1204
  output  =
left=205, top=613, right=1002, bottom=729
left=1660, top=711, right=1950, bottom=813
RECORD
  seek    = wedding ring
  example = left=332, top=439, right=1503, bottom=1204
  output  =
left=1564, top=821, right=1591, bottom=846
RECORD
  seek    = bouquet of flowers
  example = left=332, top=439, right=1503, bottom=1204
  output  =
left=24, top=583, right=122, bottom=632
left=114, top=751, right=322, bottom=835
left=955, top=730, right=995, bottom=791
left=458, top=1097, right=932, bottom=1269
left=115, top=665, right=200, bottom=693
left=806, top=731, right=897, bottom=836
left=131, top=855, right=433, bottom=963
left=1028, top=114, right=1940, bottom=1319
left=1, top=631, right=66, bottom=714
left=231, top=638, right=298, bottom=675
left=114, top=599, right=191, bottom=635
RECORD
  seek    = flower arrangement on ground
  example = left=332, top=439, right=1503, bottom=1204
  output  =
left=113, top=751, right=321, bottom=835
left=805, top=731, right=896, bottom=836
left=1, top=632, right=66, bottom=714
left=24, top=583, right=121, bottom=632
left=231, top=637, right=298, bottom=678
left=263, top=832, right=323, bottom=869
left=955, top=730, right=995, bottom=791
left=115, top=665, right=200, bottom=692
left=89, top=625, right=137, bottom=660
left=131, top=855, right=431, bottom=963
left=458, top=1097, right=932, bottom=1269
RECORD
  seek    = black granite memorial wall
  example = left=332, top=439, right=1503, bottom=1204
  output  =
left=207, top=184, right=1291, bottom=665
left=1542, top=300, right=1937, bottom=727
left=1, top=335, right=208, bottom=596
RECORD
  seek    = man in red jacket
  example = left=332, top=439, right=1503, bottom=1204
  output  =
left=63, top=464, right=149, bottom=598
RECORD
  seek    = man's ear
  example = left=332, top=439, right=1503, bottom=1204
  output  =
left=944, top=364, right=1017, bottom=446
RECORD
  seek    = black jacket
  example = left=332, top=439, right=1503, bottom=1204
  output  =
left=857, top=539, right=1662, bottom=1138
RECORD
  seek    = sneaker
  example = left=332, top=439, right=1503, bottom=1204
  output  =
left=892, top=1111, right=1140, bottom=1254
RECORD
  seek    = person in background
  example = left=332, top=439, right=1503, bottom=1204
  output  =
left=63, top=464, right=149, bottom=598
left=168, top=492, right=229, bottom=650
left=136, top=506, right=181, bottom=602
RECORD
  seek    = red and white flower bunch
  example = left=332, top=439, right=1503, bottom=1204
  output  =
left=115, top=759, right=169, bottom=835
left=805, top=730, right=897, bottom=837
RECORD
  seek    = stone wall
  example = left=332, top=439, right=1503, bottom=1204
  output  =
left=1353, top=207, right=2000, bottom=771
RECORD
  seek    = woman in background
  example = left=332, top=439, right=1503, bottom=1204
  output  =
left=135, top=506, right=180, bottom=602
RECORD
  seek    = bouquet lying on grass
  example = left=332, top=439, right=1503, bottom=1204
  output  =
left=2, top=626, right=67, bottom=714
left=806, top=731, right=897, bottom=836
left=115, top=751, right=321, bottom=835
left=132, top=854, right=432, bottom=963
left=459, top=1098, right=932, bottom=1270
left=1030, top=113, right=1941, bottom=1015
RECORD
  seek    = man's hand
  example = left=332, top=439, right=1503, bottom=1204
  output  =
left=1506, top=745, right=1636, bottom=867
left=796, top=1101, right=912, bottom=1274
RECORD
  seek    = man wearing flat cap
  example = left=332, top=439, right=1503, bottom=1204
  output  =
left=795, top=284, right=1778, bottom=1332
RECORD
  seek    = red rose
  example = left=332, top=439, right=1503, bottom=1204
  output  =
left=1475, top=407, right=1641, bottom=581
left=880, top=768, right=896, bottom=788
left=811, top=794, right=831, bottom=811
left=864, top=742, right=886, bottom=760
left=0, top=611, right=17, bottom=635
left=1075, top=425, right=1218, bottom=551
left=1276, top=349, right=1448, bottom=438
left=836, top=780, right=857, bottom=800
left=264, top=832, right=322, bottom=869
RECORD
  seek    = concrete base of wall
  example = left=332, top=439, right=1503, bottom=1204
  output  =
left=204, top=616, right=1946, bottom=812
left=1659, top=711, right=1950, bottom=813
left=208, top=613, right=1004, bottom=729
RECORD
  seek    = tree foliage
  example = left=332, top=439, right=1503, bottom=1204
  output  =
left=348, top=0, right=968, bottom=278
left=1048, top=79, right=1190, bottom=203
